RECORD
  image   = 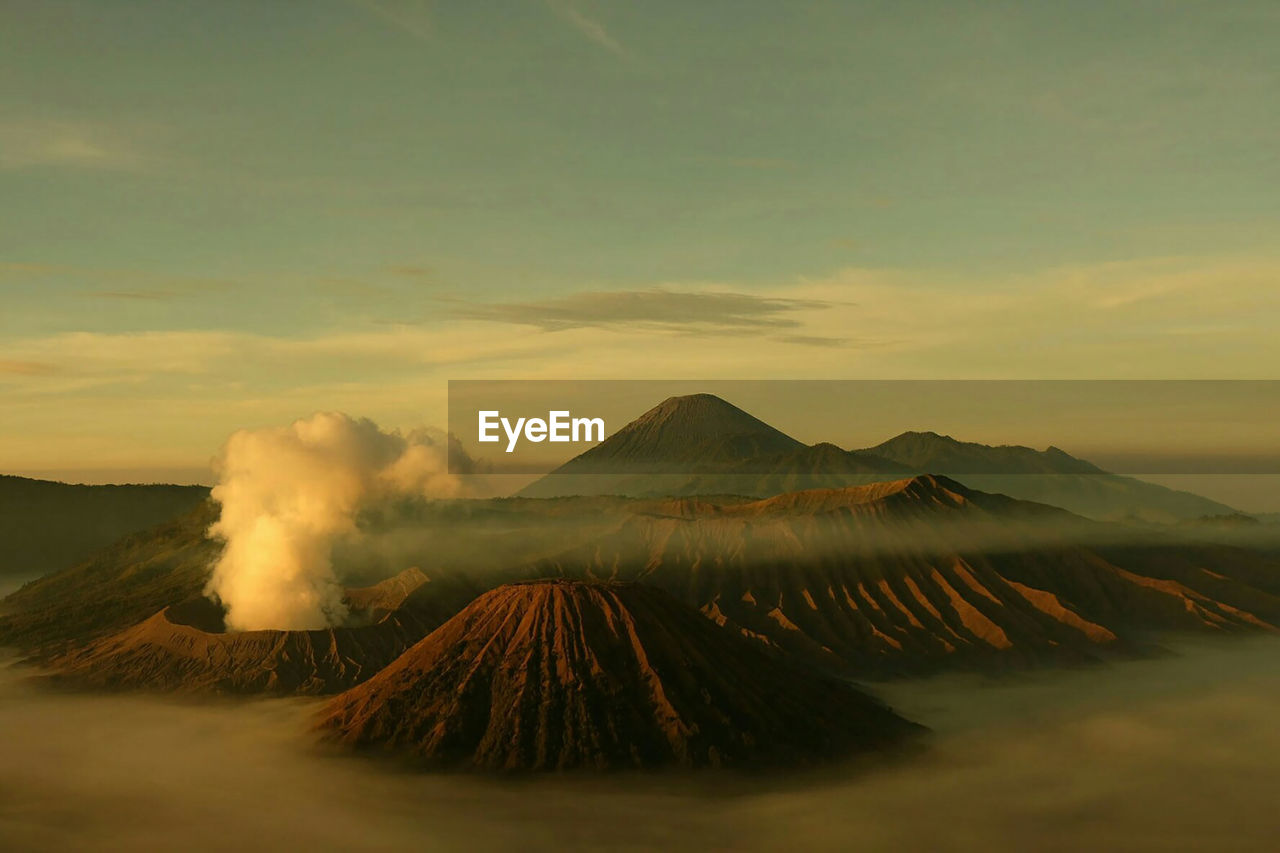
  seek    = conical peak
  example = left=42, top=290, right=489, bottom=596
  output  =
left=560, top=394, right=803, bottom=470
left=318, top=579, right=919, bottom=770
left=633, top=394, right=783, bottom=431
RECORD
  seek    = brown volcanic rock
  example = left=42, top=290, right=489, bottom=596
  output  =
left=344, top=567, right=431, bottom=622
left=529, top=477, right=1280, bottom=676
left=50, top=602, right=417, bottom=695
left=48, top=569, right=481, bottom=695
left=318, top=580, right=919, bottom=771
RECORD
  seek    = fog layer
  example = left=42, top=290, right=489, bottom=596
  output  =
left=3, top=637, right=1279, bottom=851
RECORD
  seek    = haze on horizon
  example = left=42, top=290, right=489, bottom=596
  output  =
left=2, top=1, right=1279, bottom=487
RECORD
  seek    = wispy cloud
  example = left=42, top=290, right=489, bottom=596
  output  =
left=444, top=287, right=832, bottom=333
left=775, top=334, right=857, bottom=348
left=4, top=255, right=1279, bottom=471
left=0, top=262, right=240, bottom=299
left=86, top=290, right=178, bottom=301
left=726, top=157, right=797, bottom=171
left=386, top=265, right=434, bottom=279
left=0, top=263, right=65, bottom=275
left=346, top=0, right=433, bottom=42
left=0, top=120, right=143, bottom=170
left=0, top=360, right=60, bottom=376
left=545, top=0, right=626, bottom=57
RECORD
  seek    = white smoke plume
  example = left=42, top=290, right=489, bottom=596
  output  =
left=204, top=412, right=463, bottom=631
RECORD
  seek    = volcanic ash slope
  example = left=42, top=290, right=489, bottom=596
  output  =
left=318, top=579, right=920, bottom=771
left=47, top=569, right=480, bottom=695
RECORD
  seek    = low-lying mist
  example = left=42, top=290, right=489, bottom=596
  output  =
left=3, top=637, right=1278, bottom=852
left=331, top=496, right=1280, bottom=603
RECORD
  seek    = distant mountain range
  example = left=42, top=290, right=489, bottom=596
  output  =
left=553, top=393, right=803, bottom=471
left=519, top=394, right=1238, bottom=523
left=0, top=475, right=210, bottom=577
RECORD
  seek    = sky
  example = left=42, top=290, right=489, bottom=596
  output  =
left=2, top=0, right=1279, bottom=483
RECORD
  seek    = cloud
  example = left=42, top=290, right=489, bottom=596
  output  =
left=3, top=253, right=1279, bottom=473
left=85, top=290, right=177, bottom=301
left=726, top=157, right=797, bottom=170
left=4, top=256, right=1279, bottom=392
left=0, top=120, right=142, bottom=170
left=0, top=262, right=239, bottom=296
left=545, top=0, right=626, bottom=57
left=0, top=330, right=242, bottom=379
left=1047, top=256, right=1279, bottom=312
left=445, top=287, right=834, bottom=333
left=0, top=263, right=64, bottom=275
left=386, top=265, right=433, bottom=279
left=775, top=334, right=855, bottom=348
left=0, top=360, right=59, bottom=376
left=345, top=0, right=433, bottom=41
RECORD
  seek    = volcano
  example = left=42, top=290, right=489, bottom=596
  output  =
left=526, top=476, right=1280, bottom=676
left=572, top=393, right=803, bottom=467
left=517, top=394, right=810, bottom=497
left=318, top=579, right=920, bottom=771
left=47, top=568, right=482, bottom=695
left=517, top=394, right=1240, bottom=522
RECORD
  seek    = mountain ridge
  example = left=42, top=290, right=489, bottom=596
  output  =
left=524, top=478, right=1280, bottom=676
left=0, top=475, right=210, bottom=578
left=518, top=394, right=1238, bottom=521
left=867, top=431, right=1107, bottom=475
